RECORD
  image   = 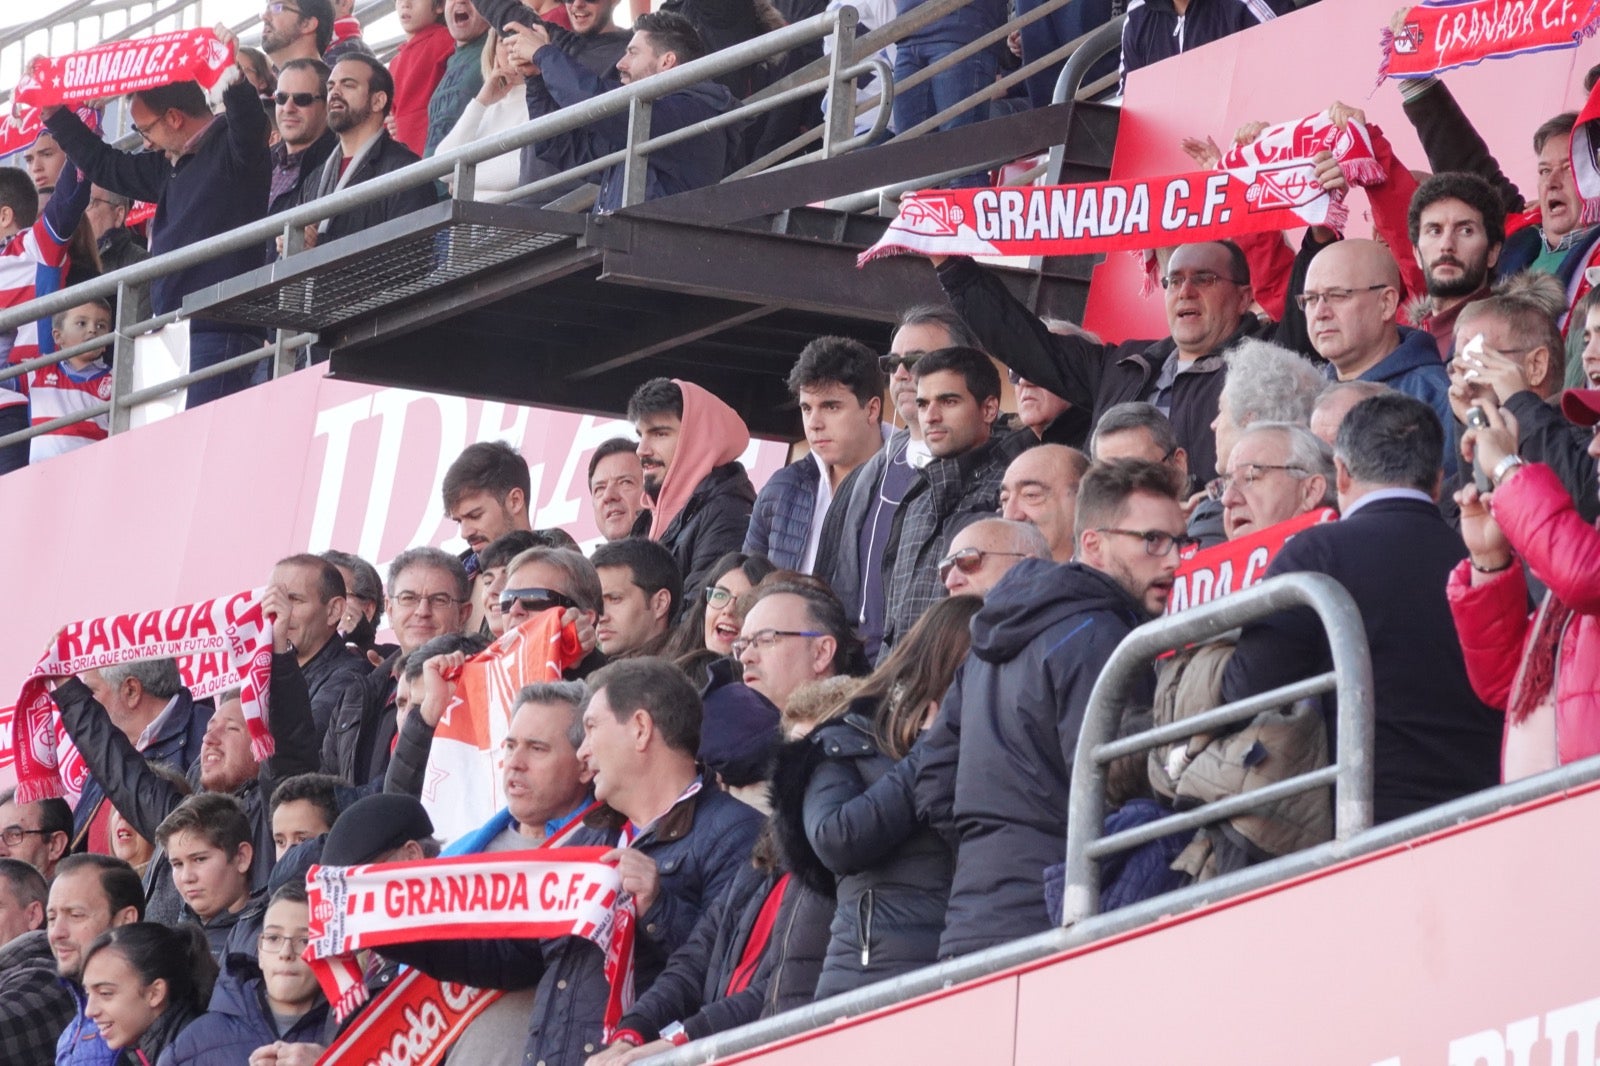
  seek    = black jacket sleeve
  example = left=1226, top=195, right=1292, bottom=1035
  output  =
left=383, top=712, right=438, bottom=797
left=910, top=662, right=964, bottom=847
left=1271, top=227, right=1333, bottom=360
left=1399, top=78, right=1524, bottom=215
left=804, top=755, right=919, bottom=877
left=615, top=875, right=739, bottom=1041
left=379, top=937, right=546, bottom=990
left=262, top=653, right=323, bottom=800
left=52, top=679, right=185, bottom=841
left=43, top=107, right=170, bottom=204
left=1506, top=390, right=1600, bottom=523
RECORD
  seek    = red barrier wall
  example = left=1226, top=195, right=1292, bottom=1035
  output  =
left=1081, top=0, right=1600, bottom=340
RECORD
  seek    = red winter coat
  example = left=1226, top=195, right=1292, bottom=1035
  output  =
left=1447, top=462, right=1600, bottom=773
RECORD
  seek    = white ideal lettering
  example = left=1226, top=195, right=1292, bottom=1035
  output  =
left=1049, top=188, right=1077, bottom=239
left=1161, top=179, right=1190, bottom=230
left=997, top=189, right=1026, bottom=241
left=1199, top=173, right=1230, bottom=226
left=1540, top=0, right=1574, bottom=28
left=972, top=190, right=999, bottom=241
left=1099, top=185, right=1129, bottom=234
left=1025, top=190, right=1052, bottom=240
left=1125, top=184, right=1151, bottom=232
left=1074, top=188, right=1100, bottom=238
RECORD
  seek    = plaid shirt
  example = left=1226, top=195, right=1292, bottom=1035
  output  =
left=0, top=931, right=76, bottom=1066
left=882, top=429, right=1023, bottom=646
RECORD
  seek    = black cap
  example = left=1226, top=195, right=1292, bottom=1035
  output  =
left=323, top=793, right=434, bottom=865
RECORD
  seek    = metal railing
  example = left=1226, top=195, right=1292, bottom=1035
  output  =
left=1061, top=572, right=1374, bottom=925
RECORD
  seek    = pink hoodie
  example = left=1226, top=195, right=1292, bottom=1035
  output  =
left=647, top=379, right=751, bottom=538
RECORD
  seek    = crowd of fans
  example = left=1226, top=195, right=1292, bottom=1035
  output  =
left=1, top=0, right=1599, bottom=1063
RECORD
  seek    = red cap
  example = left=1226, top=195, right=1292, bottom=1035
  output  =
left=1562, top=388, right=1600, bottom=428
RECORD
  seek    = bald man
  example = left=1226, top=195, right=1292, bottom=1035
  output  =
left=999, top=444, right=1089, bottom=562
left=1302, top=240, right=1452, bottom=445
left=940, top=518, right=1050, bottom=598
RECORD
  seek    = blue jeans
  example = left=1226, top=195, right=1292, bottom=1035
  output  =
left=1015, top=0, right=1115, bottom=108
left=893, top=41, right=999, bottom=188
left=186, top=330, right=267, bottom=409
left=0, top=401, right=27, bottom=475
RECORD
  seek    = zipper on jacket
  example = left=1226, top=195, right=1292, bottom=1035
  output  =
left=859, top=889, right=875, bottom=968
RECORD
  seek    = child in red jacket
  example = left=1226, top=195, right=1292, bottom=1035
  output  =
left=388, top=0, right=455, bottom=154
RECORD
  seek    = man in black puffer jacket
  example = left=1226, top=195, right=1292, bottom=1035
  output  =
left=913, top=459, right=1188, bottom=957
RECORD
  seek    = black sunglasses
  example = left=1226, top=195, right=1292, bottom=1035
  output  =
left=499, top=587, right=578, bottom=614
left=274, top=91, right=325, bottom=107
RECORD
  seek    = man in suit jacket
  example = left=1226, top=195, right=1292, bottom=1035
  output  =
left=1221, top=391, right=1501, bottom=823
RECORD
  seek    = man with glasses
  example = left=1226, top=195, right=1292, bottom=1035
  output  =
left=268, top=58, right=336, bottom=217
left=939, top=518, right=1049, bottom=597
left=1223, top=392, right=1501, bottom=823
left=0, top=791, right=70, bottom=883
left=322, top=547, right=472, bottom=786
left=1215, top=423, right=1335, bottom=541
left=915, top=458, right=1189, bottom=956
left=736, top=581, right=864, bottom=713
left=261, top=0, right=335, bottom=68
left=935, top=240, right=1271, bottom=487
left=82, top=187, right=148, bottom=277
left=500, top=546, right=608, bottom=678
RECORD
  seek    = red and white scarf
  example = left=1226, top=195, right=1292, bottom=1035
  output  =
left=1379, top=0, right=1600, bottom=84
left=305, top=847, right=636, bottom=1039
left=14, top=28, right=236, bottom=109
left=9, top=590, right=274, bottom=804
left=859, top=111, right=1383, bottom=265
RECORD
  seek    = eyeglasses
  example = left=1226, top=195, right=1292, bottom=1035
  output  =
left=731, top=629, right=825, bottom=657
left=274, top=91, right=325, bottom=107
left=264, top=2, right=303, bottom=13
left=0, top=826, right=48, bottom=847
left=879, top=353, right=923, bottom=374
left=129, top=115, right=163, bottom=139
left=258, top=933, right=312, bottom=955
left=1006, top=369, right=1036, bottom=387
left=1210, top=463, right=1309, bottom=499
left=88, top=197, right=123, bottom=211
left=500, top=587, right=578, bottom=615
left=1159, top=271, right=1244, bottom=291
left=1294, top=284, right=1390, bottom=310
left=937, top=547, right=1028, bottom=580
left=704, top=585, right=737, bottom=608
left=1095, top=528, right=1200, bottom=557
left=391, top=591, right=462, bottom=611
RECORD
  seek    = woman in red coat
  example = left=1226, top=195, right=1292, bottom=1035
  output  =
left=1449, top=389, right=1600, bottom=780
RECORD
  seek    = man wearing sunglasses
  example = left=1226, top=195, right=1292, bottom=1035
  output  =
left=915, top=458, right=1188, bottom=957
left=267, top=58, right=336, bottom=217
left=500, top=546, right=608, bottom=678
left=939, top=518, right=1048, bottom=598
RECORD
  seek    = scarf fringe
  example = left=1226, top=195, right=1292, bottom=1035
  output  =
left=1338, top=156, right=1388, bottom=188
left=1375, top=28, right=1394, bottom=90
left=13, top=778, right=66, bottom=805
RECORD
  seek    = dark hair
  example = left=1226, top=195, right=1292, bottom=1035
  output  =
left=662, top=552, right=777, bottom=658
left=279, top=56, right=332, bottom=84
left=1334, top=392, right=1443, bottom=495
left=787, top=336, right=887, bottom=408
left=269, top=772, right=345, bottom=830
left=82, top=923, right=217, bottom=1019
left=1090, top=401, right=1182, bottom=462
left=297, top=0, right=336, bottom=51
left=849, top=594, right=980, bottom=758
left=588, top=437, right=641, bottom=483
left=744, top=576, right=871, bottom=678
left=38, top=796, right=72, bottom=841
left=911, top=346, right=1001, bottom=405
left=1534, top=112, right=1578, bottom=154
left=155, top=792, right=251, bottom=856
left=333, top=53, right=395, bottom=116
left=387, top=546, right=471, bottom=602
left=626, top=377, right=683, bottom=423
left=529, top=527, right=580, bottom=551
left=400, top=631, right=490, bottom=683
left=51, top=297, right=114, bottom=334
left=132, top=81, right=210, bottom=119
left=479, top=530, right=542, bottom=572
left=0, top=857, right=47, bottom=911
left=515, top=680, right=589, bottom=748
left=1406, top=172, right=1507, bottom=249
left=1197, top=239, right=1250, bottom=286
left=275, top=552, right=347, bottom=603
left=591, top=537, right=684, bottom=621
left=269, top=881, right=310, bottom=908
left=321, top=549, right=384, bottom=606
left=585, top=658, right=703, bottom=755
left=1588, top=62, right=1600, bottom=94
left=1074, top=458, right=1182, bottom=545
left=442, top=441, right=531, bottom=512
left=54, top=854, right=146, bottom=920
left=634, top=10, right=706, bottom=63
left=0, top=168, right=39, bottom=228
left=895, top=304, right=981, bottom=350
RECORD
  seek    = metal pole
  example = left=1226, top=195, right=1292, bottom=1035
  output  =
left=621, top=97, right=655, bottom=209
left=821, top=3, right=859, bottom=159
left=107, top=280, right=139, bottom=436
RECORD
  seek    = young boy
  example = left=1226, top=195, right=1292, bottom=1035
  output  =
left=27, top=296, right=112, bottom=463
left=155, top=792, right=266, bottom=963
left=388, top=0, right=454, bottom=154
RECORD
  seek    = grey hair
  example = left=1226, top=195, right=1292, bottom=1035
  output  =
left=387, top=546, right=471, bottom=601
left=894, top=304, right=982, bottom=351
left=504, top=547, right=603, bottom=616
left=515, top=681, right=589, bottom=748
left=1089, top=402, right=1179, bottom=459
left=1221, top=340, right=1325, bottom=428
left=100, top=659, right=183, bottom=700
left=1313, top=379, right=1386, bottom=413
left=1239, top=422, right=1337, bottom=507
left=961, top=517, right=1051, bottom=559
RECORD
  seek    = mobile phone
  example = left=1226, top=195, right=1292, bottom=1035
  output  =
left=1466, top=406, right=1492, bottom=493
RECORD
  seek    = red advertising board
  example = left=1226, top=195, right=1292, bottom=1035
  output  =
left=0, top=367, right=787, bottom=785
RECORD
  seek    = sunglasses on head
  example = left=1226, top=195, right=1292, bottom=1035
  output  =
left=499, top=587, right=578, bottom=614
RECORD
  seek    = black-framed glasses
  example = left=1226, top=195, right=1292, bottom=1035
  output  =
left=937, top=547, right=1028, bottom=580
left=391, top=591, right=462, bottom=611
left=500, top=587, right=578, bottom=615
left=731, top=629, right=825, bottom=657
left=879, top=353, right=923, bottom=374
left=1211, top=463, right=1309, bottom=499
left=1294, top=284, right=1391, bottom=311
left=274, top=90, right=325, bottom=107
left=704, top=585, right=737, bottom=608
left=129, top=115, right=162, bottom=139
left=1159, top=271, right=1245, bottom=291
left=258, top=932, right=312, bottom=955
left=1095, top=528, right=1200, bottom=557
left=0, top=826, right=48, bottom=847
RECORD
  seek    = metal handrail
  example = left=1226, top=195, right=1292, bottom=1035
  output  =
left=1061, top=572, right=1375, bottom=926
